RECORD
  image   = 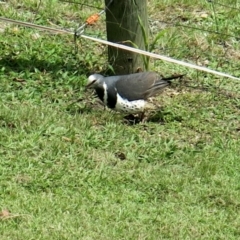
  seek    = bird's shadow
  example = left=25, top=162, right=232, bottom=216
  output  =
left=148, top=110, right=184, bottom=123
left=123, top=109, right=184, bottom=125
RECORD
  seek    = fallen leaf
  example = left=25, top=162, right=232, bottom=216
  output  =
left=62, top=136, right=71, bottom=142
left=0, top=209, right=10, bottom=218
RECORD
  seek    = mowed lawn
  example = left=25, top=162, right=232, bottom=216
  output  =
left=1, top=0, right=240, bottom=239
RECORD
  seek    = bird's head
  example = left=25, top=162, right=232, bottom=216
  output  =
left=86, top=74, right=104, bottom=89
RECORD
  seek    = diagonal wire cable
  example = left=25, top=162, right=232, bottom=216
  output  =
left=0, top=16, right=239, bottom=81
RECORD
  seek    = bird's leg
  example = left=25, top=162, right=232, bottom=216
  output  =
left=139, top=112, right=145, bottom=122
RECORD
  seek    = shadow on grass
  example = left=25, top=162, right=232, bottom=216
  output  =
left=148, top=110, right=184, bottom=123
left=122, top=109, right=184, bottom=125
left=0, top=54, right=93, bottom=77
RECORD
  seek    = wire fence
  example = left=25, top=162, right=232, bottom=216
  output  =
left=0, top=0, right=240, bottom=90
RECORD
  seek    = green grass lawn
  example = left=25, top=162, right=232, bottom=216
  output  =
left=1, top=0, right=240, bottom=239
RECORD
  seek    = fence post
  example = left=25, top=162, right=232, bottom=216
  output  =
left=105, top=0, right=148, bottom=74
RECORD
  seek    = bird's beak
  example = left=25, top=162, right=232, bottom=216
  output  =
left=85, top=80, right=96, bottom=92
left=86, top=80, right=96, bottom=88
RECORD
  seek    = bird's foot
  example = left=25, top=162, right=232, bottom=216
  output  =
left=138, top=112, right=148, bottom=123
left=123, top=114, right=141, bottom=125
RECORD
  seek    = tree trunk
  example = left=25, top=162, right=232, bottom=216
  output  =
left=105, top=0, right=148, bottom=75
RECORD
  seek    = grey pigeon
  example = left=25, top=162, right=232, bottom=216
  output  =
left=86, top=71, right=183, bottom=120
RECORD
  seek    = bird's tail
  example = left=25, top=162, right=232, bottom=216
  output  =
left=146, top=73, right=185, bottom=98
left=161, top=74, right=186, bottom=83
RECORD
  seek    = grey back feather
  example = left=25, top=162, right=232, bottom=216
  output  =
left=108, top=72, right=171, bottom=101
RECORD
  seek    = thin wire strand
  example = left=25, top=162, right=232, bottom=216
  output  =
left=59, top=0, right=240, bottom=16
left=207, top=0, right=240, bottom=11
left=154, top=20, right=239, bottom=39
left=5, top=1, right=240, bottom=40
left=58, top=0, right=103, bottom=10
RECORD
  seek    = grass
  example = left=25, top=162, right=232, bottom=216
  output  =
left=1, top=0, right=240, bottom=239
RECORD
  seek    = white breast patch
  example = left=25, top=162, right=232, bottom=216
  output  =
left=103, top=82, right=108, bottom=105
left=114, top=93, right=146, bottom=113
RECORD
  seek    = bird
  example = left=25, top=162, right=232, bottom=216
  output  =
left=86, top=71, right=184, bottom=121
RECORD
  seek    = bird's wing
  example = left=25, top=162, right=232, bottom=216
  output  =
left=115, top=72, right=160, bottom=101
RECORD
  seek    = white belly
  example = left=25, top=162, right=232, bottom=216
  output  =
left=114, top=93, right=146, bottom=113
